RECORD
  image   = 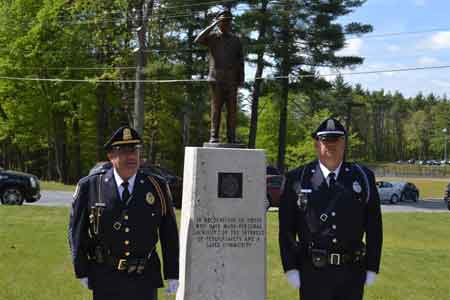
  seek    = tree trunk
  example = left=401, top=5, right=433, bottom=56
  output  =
left=248, top=0, right=268, bottom=149
left=96, top=85, right=108, bottom=162
left=53, top=113, right=68, bottom=183
left=277, top=16, right=291, bottom=173
left=73, top=115, right=82, bottom=181
left=183, top=25, right=194, bottom=146
left=133, top=0, right=155, bottom=135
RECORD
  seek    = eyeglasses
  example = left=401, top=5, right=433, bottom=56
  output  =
left=112, top=144, right=142, bottom=153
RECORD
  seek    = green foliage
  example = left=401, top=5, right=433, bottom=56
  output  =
left=1, top=0, right=449, bottom=182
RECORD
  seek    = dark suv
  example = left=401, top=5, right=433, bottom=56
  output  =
left=444, top=183, right=450, bottom=211
left=0, top=167, right=41, bottom=205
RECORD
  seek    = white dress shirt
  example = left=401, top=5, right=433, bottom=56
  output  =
left=113, top=168, right=136, bottom=201
left=319, top=161, right=342, bottom=186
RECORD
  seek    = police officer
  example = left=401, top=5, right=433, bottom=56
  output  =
left=68, top=126, right=179, bottom=300
left=279, top=117, right=382, bottom=300
left=195, top=10, right=245, bottom=143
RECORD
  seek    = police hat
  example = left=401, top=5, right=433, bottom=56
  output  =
left=104, top=126, right=142, bottom=150
left=216, top=10, right=233, bottom=21
left=312, top=117, right=347, bottom=139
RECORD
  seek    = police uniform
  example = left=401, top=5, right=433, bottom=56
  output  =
left=68, top=127, right=179, bottom=300
left=279, top=118, right=383, bottom=300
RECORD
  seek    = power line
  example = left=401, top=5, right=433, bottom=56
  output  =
left=2, top=64, right=450, bottom=83
left=349, top=27, right=450, bottom=39
left=9, top=66, right=137, bottom=71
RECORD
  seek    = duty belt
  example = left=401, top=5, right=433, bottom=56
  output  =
left=93, top=248, right=155, bottom=274
left=307, top=247, right=365, bottom=267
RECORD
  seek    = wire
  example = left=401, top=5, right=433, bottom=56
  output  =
left=2, top=64, right=450, bottom=83
left=161, top=0, right=242, bottom=10
left=10, top=66, right=137, bottom=70
left=349, top=27, right=450, bottom=39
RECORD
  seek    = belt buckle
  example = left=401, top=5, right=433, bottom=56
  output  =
left=117, top=259, right=128, bottom=271
left=330, top=253, right=341, bottom=266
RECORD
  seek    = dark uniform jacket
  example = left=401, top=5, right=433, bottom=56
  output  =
left=279, top=160, right=382, bottom=273
left=197, top=31, right=244, bottom=85
left=68, top=168, right=179, bottom=292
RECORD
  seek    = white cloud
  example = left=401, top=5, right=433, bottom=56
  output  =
left=337, top=38, right=363, bottom=56
left=414, top=0, right=426, bottom=6
left=417, top=56, right=439, bottom=66
left=422, top=31, right=450, bottom=50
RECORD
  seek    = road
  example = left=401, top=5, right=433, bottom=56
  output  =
left=26, top=190, right=74, bottom=207
left=27, top=190, right=449, bottom=212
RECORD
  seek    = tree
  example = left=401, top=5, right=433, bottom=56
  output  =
left=266, top=0, right=372, bottom=172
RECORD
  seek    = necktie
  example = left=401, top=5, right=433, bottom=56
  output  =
left=121, top=181, right=130, bottom=202
left=328, top=172, right=336, bottom=189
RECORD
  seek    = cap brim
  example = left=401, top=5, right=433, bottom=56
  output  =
left=105, top=140, right=141, bottom=149
left=314, top=132, right=346, bottom=140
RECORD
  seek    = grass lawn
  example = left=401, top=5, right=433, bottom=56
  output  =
left=378, top=176, right=448, bottom=199
left=1, top=207, right=449, bottom=300
left=40, top=181, right=76, bottom=192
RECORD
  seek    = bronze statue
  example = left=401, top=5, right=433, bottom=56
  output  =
left=195, top=10, right=245, bottom=144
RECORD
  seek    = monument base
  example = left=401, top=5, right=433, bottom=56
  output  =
left=177, top=147, right=266, bottom=300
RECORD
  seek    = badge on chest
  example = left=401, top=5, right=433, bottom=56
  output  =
left=146, top=192, right=155, bottom=205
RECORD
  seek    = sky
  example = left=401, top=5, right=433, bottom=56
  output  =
left=335, top=0, right=450, bottom=98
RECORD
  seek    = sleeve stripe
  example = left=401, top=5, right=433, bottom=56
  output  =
left=148, top=176, right=167, bottom=216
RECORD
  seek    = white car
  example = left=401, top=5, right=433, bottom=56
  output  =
left=376, top=181, right=419, bottom=204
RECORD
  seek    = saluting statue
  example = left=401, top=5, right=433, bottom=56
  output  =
left=195, top=10, right=245, bottom=144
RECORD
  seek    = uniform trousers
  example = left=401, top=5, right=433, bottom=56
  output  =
left=209, top=81, right=237, bottom=142
left=299, top=260, right=366, bottom=300
left=93, top=288, right=157, bottom=300
left=90, top=264, right=159, bottom=300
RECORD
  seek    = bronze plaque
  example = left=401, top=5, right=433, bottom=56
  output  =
left=218, top=172, right=243, bottom=198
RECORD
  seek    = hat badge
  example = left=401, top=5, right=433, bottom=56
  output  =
left=327, top=119, right=336, bottom=130
left=123, top=128, right=132, bottom=141
left=146, top=192, right=155, bottom=205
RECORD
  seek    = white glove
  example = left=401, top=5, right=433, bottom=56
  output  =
left=365, top=271, right=377, bottom=286
left=165, top=279, right=179, bottom=295
left=79, top=277, right=89, bottom=289
left=285, top=269, right=301, bottom=289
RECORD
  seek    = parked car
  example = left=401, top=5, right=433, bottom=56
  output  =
left=0, top=167, right=41, bottom=205
left=376, top=181, right=419, bottom=204
left=399, top=182, right=419, bottom=202
left=443, top=183, right=450, bottom=211
left=266, top=174, right=283, bottom=208
left=88, top=161, right=183, bottom=209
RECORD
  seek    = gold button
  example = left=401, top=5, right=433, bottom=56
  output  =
left=125, top=252, right=130, bottom=256
left=125, top=227, right=130, bottom=233
left=124, top=240, right=130, bottom=245
left=124, top=215, right=129, bottom=220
